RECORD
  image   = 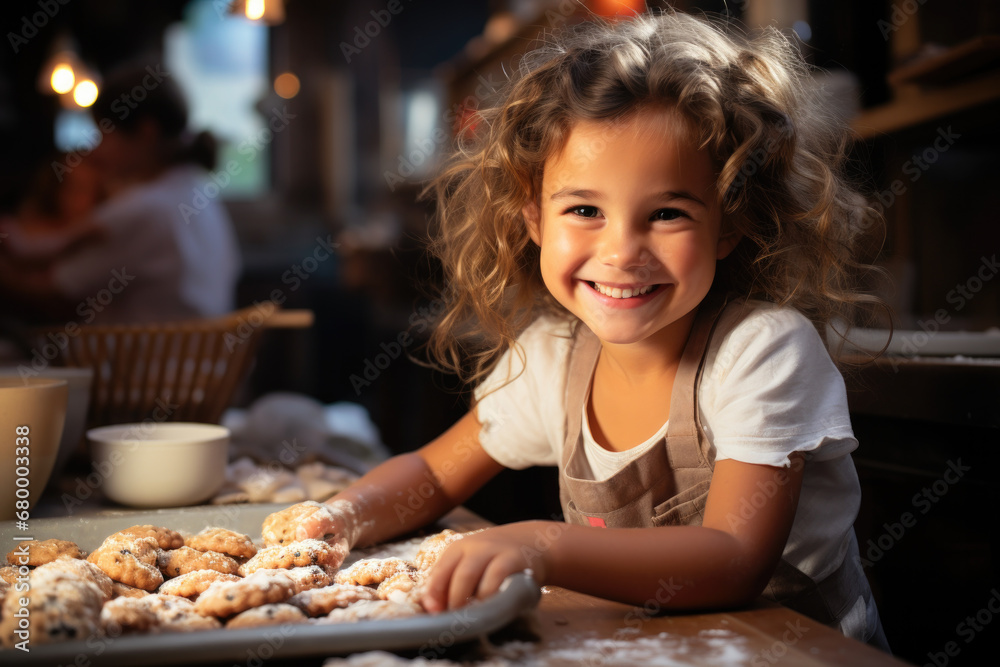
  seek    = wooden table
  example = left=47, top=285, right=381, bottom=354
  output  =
left=393, top=511, right=913, bottom=667
left=478, top=588, right=905, bottom=666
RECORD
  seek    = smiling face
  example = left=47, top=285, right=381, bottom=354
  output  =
left=525, top=106, right=738, bottom=350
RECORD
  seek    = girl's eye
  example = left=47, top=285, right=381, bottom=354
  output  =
left=567, top=205, right=600, bottom=218
left=652, top=208, right=685, bottom=221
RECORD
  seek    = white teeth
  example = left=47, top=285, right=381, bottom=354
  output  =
left=592, top=282, right=655, bottom=299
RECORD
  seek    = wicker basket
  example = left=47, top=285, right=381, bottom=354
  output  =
left=33, top=306, right=313, bottom=428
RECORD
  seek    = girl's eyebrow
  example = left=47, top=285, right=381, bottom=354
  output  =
left=653, top=190, right=707, bottom=208
left=549, top=187, right=707, bottom=208
left=550, top=187, right=602, bottom=201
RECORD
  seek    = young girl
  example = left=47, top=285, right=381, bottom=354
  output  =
left=286, top=10, right=888, bottom=649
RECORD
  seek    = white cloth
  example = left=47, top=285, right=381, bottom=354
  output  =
left=52, top=164, right=241, bottom=324
left=582, top=409, right=667, bottom=482
left=475, top=300, right=862, bottom=583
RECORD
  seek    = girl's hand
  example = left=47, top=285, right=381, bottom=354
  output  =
left=422, top=521, right=555, bottom=612
left=294, top=509, right=345, bottom=543
left=295, top=499, right=370, bottom=549
left=258, top=500, right=355, bottom=550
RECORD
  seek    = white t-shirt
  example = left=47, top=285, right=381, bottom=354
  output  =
left=583, top=408, right=668, bottom=481
left=52, top=164, right=241, bottom=324
left=475, top=300, right=862, bottom=583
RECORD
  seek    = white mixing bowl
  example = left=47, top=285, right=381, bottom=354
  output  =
left=87, top=422, right=229, bottom=508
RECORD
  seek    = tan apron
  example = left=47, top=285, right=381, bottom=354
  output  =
left=557, top=297, right=889, bottom=649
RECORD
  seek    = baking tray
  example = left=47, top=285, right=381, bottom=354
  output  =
left=0, top=504, right=540, bottom=666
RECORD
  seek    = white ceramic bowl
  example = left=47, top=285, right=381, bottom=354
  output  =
left=0, top=377, right=68, bottom=520
left=0, top=367, right=92, bottom=481
left=87, top=423, right=229, bottom=508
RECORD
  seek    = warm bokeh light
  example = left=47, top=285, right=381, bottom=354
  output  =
left=72, top=80, right=98, bottom=107
left=588, top=0, right=645, bottom=17
left=246, top=0, right=265, bottom=21
left=50, top=64, right=75, bottom=94
left=274, top=72, right=300, bottom=99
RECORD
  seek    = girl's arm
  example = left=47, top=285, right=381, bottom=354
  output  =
left=423, top=454, right=804, bottom=612
left=292, top=409, right=505, bottom=549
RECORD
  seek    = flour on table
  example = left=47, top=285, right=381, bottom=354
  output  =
left=486, top=629, right=751, bottom=667
left=322, top=651, right=509, bottom=666
left=323, top=627, right=752, bottom=666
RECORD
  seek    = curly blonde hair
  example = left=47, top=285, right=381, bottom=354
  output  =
left=425, top=10, right=884, bottom=386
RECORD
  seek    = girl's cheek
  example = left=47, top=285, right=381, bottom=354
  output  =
left=676, top=236, right=715, bottom=270
left=550, top=230, right=588, bottom=264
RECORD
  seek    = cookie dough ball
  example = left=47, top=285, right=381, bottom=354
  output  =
left=239, top=539, right=347, bottom=577
left=185, top=528, right=257, bottom=560
left=413, top=530, right=467, bottom=571
left=287, top=584, right=378, bottom=617
left=226, top=603, right=307, bottom=629
left=156, top=547, right=240, bottom=579
left=101, top=594, right=221, bottom=634
left=333, top=558, right=414, bottom=587
left=5, top=539, right=84, bottom=566
left=157, top=570, right=241, bottom=599
left=116, top=526, right=185, bottom=550
left=36, top=558, right=114, bottom=601
left=194, top=571, right=296, bottom=618
left=87, top=535, right=163, bottom=591
left=0, top=566, right=104, bottom=646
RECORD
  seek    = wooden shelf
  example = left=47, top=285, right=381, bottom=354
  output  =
left=850, top=68, right=1000, bottom=139
left=843, top=355, right=1000, bottom=427
left=888, top=35, right=1000, bottom=86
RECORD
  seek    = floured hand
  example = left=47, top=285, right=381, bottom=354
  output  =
left=276, top=499, right=363, bottom=549
left=261, top=500, right=354, bottom=551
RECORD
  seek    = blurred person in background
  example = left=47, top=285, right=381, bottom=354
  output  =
left=17, top=157, right=106, bottom=234
left=0, top=62, right=241, bottom=326
left=0, top=156, right=105, bottom=274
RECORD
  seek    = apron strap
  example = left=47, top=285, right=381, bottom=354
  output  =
left=662, top=293, right=729, bottom=468
left=561, top=323, right=602, bottom=478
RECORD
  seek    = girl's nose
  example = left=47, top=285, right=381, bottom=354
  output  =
left=596, top=220, right=647, bottom=270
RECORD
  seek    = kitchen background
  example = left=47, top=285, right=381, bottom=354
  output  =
left=1, top=0, right=997, bottom=663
